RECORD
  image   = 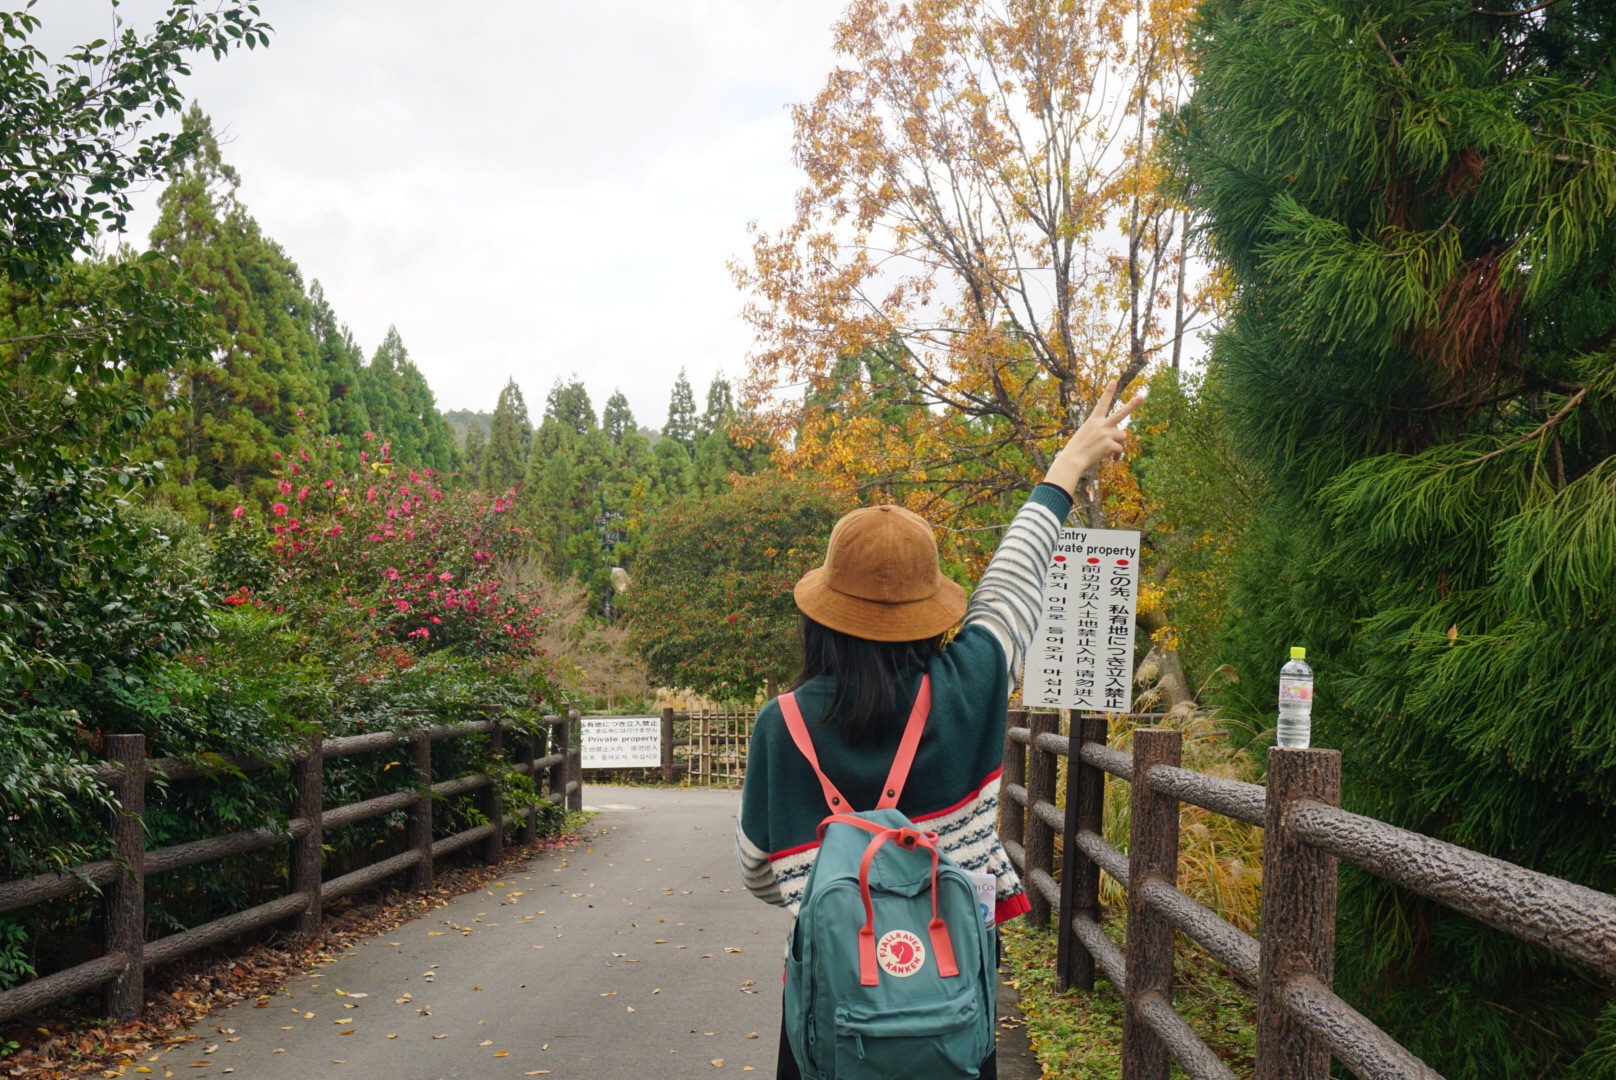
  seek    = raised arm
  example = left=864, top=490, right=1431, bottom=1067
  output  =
left=963, top=381, right=1144, bottom=676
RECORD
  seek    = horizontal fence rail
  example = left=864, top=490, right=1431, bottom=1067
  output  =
left=999, top=708, right=1616, bottom=1080
left=0, top=710, right=583, bottom=1026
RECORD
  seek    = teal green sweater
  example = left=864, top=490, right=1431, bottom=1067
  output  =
left=736, top=483, right=1074, bottom=923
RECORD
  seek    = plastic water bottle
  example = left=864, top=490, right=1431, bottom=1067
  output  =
left=1276, top=647, right=1314, bottom=749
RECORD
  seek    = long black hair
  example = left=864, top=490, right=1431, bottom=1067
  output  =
left=794, top=616, right=943, bottom=745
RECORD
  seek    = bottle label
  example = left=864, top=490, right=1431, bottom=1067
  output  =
left=1279, top=678, right=1313, bottom=704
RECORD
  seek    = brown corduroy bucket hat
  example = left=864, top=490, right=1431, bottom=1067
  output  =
left=793, top=504, right=967, bottom=642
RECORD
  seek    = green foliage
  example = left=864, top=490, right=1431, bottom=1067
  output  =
left=1172, top=0, right=1616, bottom=1072
left=0, top=1, right=270, bottom=286
left=480, top=378, right=531, bottom=492
left=625, top=476, right=847, bottom=699
left=663, top=368, right=698, bottom=454
left=1130, top=369, right=1261, bottom=681
left=602, top=389, right=634, bottom=446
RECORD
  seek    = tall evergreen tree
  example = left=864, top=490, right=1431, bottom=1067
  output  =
left=697, top=373, right=735, bottom=440
left=357, top=327, right=458, bottom=472
left=480, top=379, right=531, bottom=493
left=663, top=368, right=698, bottom=454
left=309, top=280, right=371, bottom=465
left=137, top=105, right=332, bottom=517
left=1173, top=2, right=1616, bottom=1074
left=544, top=376, right=597, bottom=439
left=463, top=424, right=487, bottom=477
left=603, top=389, right=635, bottom=446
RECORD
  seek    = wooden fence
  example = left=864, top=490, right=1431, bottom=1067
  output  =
left=1001, top=709, right=1616, bottom=1080
left=0, top=711, right=582, bottom=1027
left=658, top=707, right=757, bottom=787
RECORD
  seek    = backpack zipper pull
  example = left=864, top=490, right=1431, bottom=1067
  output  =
left=855, top=1033, right=866, bottom=1059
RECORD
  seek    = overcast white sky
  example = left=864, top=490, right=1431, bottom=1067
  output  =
left=39, top=0, right=849, bottom=426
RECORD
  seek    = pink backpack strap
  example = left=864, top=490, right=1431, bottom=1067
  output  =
left=778, top=691, right=851, bottom=815
left=876, top=674, right=931, bottom=810
left=778, top=676, right=934, bottom=815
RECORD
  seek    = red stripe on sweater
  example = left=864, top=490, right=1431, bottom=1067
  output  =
left=995, top=893, right=1031, bottom=924
left=765, top=767, right=1004, bottom=862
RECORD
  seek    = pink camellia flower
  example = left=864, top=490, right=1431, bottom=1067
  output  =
left=360, top=450, right=369, bottom=464
left=272, top=503, right=289, bottom=517
left=324, top=480, right=334, bottom=488
left=394, top=599, right=411, bottom=613
left=297, top=408, right=305, bottom=417
left=327, top=525, right=343, bottom=537
left=408, top=627, right=430, bottom=639
left=381, top=443, right=391, bottom=463
left=367, top=486, right=377, bottom=502
left=273, top=451, right=282, bottom=460
left=383, top=568, right=400, bottom=581
left=424, top=468, right=433, bottom=477
left=431, top=489, right=443, bottom=500
left=430, top=616, right=442, bottom=625
left=493, top=498, right=506, bottom=513
left=297, top=487, right=310, bottom=501
left=231, top=505, right=245, bottom=519
left=409, top=471, right=420, bottom=483
left=438, top=572, right=452, bottom=582
left=299, top=448, right=309, bottom=462
left=364, top=430, right=375, bottom=440
left=278, top=479, right=292, bottom=494
left=290, top=463, right=300, bottom=475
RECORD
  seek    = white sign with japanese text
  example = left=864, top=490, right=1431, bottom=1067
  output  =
left=581, top=715, right=662, bottom=769
left=1023, top=528, right=1141, bottom=713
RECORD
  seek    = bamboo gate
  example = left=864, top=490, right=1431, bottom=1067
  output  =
left=0, top=711, right=582, bottom=1026
left=657, top=706, right=757, bottom=787
left=1001, top=708, right=1616, bottom=1080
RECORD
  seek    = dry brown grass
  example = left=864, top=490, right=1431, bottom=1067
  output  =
left=1098, top=706, right=1265, bottom=932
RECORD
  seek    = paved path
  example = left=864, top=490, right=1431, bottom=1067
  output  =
left=184, top=786, right=1036, bottom=1078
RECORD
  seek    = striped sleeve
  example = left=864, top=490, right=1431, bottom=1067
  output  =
left=734, top=821, right=785, bottom=907
left=962, top=483, right=1072, bottom=678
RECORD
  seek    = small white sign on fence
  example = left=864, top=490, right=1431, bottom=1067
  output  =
left=1023, top=527, right=1142, bottom=713
left=580, top=716, right=662, bottom=769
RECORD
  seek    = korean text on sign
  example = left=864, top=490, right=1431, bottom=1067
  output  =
left=1023, top=528, right=1141, bottom=713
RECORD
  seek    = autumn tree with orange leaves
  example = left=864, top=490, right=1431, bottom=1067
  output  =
left=735, top=0, right=1210, bottom=534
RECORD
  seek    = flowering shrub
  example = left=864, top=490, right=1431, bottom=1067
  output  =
left=215, top=439, right=561, bottom=718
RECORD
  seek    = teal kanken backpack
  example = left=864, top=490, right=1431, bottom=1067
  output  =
left=779, top=675, right=997, bottom=1079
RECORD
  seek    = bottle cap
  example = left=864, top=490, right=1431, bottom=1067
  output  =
left=1290, top=646, right=1306, bottom=660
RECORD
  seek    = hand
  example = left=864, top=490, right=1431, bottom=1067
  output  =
left=1043, top=380, right=1145, bottom=496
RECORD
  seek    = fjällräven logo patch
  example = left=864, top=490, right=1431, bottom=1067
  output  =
left=876, top=929, right=926, bottom=977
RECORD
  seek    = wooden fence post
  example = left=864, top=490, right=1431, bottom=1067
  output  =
left=1024, top=710, right=1061, bottom=928
left=409, top=733, right=434, bottom=889
left=546, top=717, right=565, bottom=802
left=1058, top=713, right=1108, bottom=992
left=1123, top=727, right=1181, bottom=1080
left=567, top=709, right=583, bottom=812
left=103, top=734, right=145, bottom=1023
left=698, top=712, right=711, bottom=788
left=479, top=724, right=504, bottom=863
left=518, top=728, right=537, bottom=845
left=1255, top=748, right=1342, bottom=1080
left=1001, top=707, right=1028, bottom=855
left=661, top=707, right=676, bottom=783
left=289, top=727, right=323, bottom=938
